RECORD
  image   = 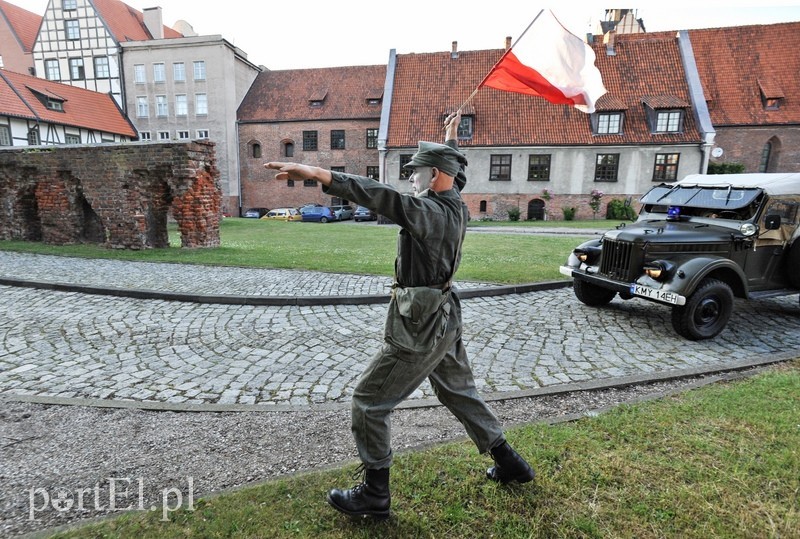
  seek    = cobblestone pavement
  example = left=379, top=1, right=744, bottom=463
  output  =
left=1, top=252, right=799, bottom=408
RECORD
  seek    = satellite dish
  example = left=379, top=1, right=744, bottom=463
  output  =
left=711, top=147, right=724, bottom=158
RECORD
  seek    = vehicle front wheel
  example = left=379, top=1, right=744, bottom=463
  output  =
left=320, top=217, right=328, bottom=223
left=671, top=278, right=733, bottom=340
left=573, top=279, right=617, bottom=306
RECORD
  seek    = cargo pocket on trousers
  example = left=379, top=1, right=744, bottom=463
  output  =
left=384, top=287, right=451, bottom=354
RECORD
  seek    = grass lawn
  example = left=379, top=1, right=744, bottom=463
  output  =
left=0, top=218, right=596, bottom=284
left=50, top=361, right=800, bottom=539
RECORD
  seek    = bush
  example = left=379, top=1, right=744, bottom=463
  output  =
left=707, top=162, right=746, bottom=174
left=606, top=198, right=637, bottom=221
left=507, top=207, right=521, bottom=221
left=562, top=207, right=576, bottom=221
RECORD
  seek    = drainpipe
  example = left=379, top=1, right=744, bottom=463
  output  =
left=677, top=30, right=715, bottom=174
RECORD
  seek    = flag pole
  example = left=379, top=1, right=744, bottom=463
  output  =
left=453, top=9, right=546, bottom=115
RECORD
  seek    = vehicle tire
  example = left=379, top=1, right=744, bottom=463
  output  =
left=573, top=279, right=617, bottom=306
left=320, top=217, right=328, bottom=223
left=786, top=240, right=800, bottom=289
left=671, top=278, right=733, bottom=340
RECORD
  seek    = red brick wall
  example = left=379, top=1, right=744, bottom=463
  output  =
left=711, top=126, right=800, bottom=172
left=462, top=193, right=642, bottom=221
left=0, top=142, right=221, bottom=249
left=238, top=119, right=380, bottom=212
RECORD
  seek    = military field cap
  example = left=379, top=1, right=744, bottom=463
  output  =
left=403, top=141, right=467, bottom=177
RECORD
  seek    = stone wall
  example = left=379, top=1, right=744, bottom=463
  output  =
left=0, top=141, right=221, bottom=249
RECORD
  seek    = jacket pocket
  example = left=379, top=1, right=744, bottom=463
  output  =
left=384, top=286, right=451, bottom=354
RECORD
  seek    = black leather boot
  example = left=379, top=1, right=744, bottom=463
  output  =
left=486, top=441, right=535, bottom=484
left=327, top=466, right=391, bottom=520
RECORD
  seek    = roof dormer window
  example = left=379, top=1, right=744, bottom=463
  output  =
left=309, top=89, right=327, bottom=108
left=758, top=78, right=784, bottom=110
left=592, top=111, right=624, bottom=135
left=27, top=86, right=66, bottom=112
left=47, top=99, right=64, bottom=111
left=642, top=95, right=688, bottom=134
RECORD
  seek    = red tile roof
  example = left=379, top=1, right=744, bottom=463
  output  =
left=0, top=0, right=41, bottom=52
left=91, top=0, right=181, bottom=42
left=387, top=33, right=701, bottom=148
left=688, top=22, right=800, bottom=125
left=237, top=65, right=386, bottom=122
left=0, top=69, right=136, bottom=137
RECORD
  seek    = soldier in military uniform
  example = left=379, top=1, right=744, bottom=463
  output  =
left=264, top=112, right=534, bottom=520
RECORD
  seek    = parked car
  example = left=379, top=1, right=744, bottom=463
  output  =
left=354, top=205, right=377, bottom=221
left=331, top=204, right=354, bottom=221
left=243, top=207, right=269, bottom=218
left=299, top=203, right=324, bottom=215
left=301, top=206, right=336, bottom=223
left=559, top=173, right=800, bottom=340
left=261, top=208, right=301, bottom=221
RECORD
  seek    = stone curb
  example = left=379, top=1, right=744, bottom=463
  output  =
left=4, top=351, right=796, bottom=413
left=0, top=277, right=571, bottom=305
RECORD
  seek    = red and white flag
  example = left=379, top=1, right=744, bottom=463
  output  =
left=480, top=9, right=606, bottom=113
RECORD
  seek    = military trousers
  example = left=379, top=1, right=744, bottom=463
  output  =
left=351, top=294, right=505, bottom=469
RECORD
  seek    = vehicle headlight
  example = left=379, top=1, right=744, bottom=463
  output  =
left=740, top=223, right=757, bottom=236
left=573, top=246, right=602, bottom=264
left=643, top=260, right=676, bottom=281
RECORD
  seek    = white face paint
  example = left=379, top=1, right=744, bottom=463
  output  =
left=409, top=166, right=434, bottom=196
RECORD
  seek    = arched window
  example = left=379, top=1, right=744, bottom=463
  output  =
left=284, top=142, right=294, bottom=157
left=758, top=142, right=771, bottom=173
left=252, top=143, right=261, bottom=159
left=479, top=200, right=487, bottom=213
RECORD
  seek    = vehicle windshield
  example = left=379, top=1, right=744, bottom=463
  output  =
left=641, top=184, right=761, bottom=210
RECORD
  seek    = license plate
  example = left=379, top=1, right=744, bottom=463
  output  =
left=630, top=284, right=684, bottom=305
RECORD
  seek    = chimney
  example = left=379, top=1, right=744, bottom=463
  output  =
left=451, top=41, right=458, bottom=59
left=505, top=36, right=512, bottom=50
left=603, top=29, right=616, bottom=56
left=143, top=7, right=164, bottom=40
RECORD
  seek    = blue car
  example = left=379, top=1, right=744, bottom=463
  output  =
left=301, top=206, right=335, bottom=223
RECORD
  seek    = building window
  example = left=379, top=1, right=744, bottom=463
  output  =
left=252, top=143, right=261, bottom=158
left=139, top=131, right=151, bottom=141
left=63, top=0, right=77, bottom=9
left=479, top=200, right=487, bottom=213
left=173, top=62, right=185, bottom=82
left=284, top=142, right=294, bottom=157
left=193, top=61, right=206, bottom=80
left=45, top=59, right=60, bottom=80
left=655, top=111, right=682, bottom=133
left=331, top=166, right=345, bottom=173
left=303, top=179, right=318, bottom=187
left=759, top=142, right=772, bottom=173
left=153, top=63, right=165, bottom=83
left=27, top=128, right=39, bottom=145
left=94, top=56, right=109, bottom=79
left=45, top=98, right=63, bottom=111
left=195, top=93, right=208, bottom=115
left=0, top=125, right=11, bottom=146
left=366, top=128, right=378, bottom=149
left=331, top=129, right=345, bottom=150
left=527, top=155, right=551, bottom=181
left=156, top=95, right=167, bottom=117
left=287, top=179, right=295, bottom=187
left=595, top=154, right=620, bottom=182
left=596, top=112, right=622, bottom=134
left=136, top=96, right=148, bottom=117
left=303, top=130, right=318, bottom=151
left=65, top=19, right=79, bottom=40
left=68, top=58, right=84, bottom=80
left=158, top=131, right=170, bottom=141
left=65, top=134, right=80, bottom=144
left=653, top=153, right=680, bottom=181
left=177, top=131, right=190, bottom=140
left=764, top=98, right=782, bottom=110
left=457, top=116, right=474, bottom=139
left=134, top=64, right=145, bottom=84
left=175, top=94, right=187, bottom=116
left=196, top=130, right=209, bottom=139
left=490, top=154, right=512, bottom=181
left=366, top=166, right=379, bottom=179
left=399, top=154, right=413, bottom=179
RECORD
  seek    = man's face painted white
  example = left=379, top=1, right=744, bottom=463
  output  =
left=409, top=166, right=435, bottom=197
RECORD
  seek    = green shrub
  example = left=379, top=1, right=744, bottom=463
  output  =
left=606, top=198, right=637, bottom=220
left=562, top=207, right=576, bottom=221
left=507, top=207, right=521, bottom=221
left=707, top=162, right=746, bottom=174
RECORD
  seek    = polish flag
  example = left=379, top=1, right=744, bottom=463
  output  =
left=479, top=9, right=607, bottom=113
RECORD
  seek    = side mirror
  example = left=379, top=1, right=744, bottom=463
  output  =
left=764, top=214, right=781, bottom=230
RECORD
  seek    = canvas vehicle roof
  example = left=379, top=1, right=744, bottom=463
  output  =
left=674, top=173, right=800, bottom=196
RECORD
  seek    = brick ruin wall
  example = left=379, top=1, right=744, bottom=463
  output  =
left=0, top=141, right=221, bottom=249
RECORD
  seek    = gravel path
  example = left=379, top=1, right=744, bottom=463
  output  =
left=0, top=369, right=762, bottom=538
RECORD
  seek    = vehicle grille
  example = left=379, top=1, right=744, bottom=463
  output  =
left=599, top=239, right=639, bottom=282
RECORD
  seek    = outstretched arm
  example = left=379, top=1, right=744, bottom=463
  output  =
left=264, top=162, right=333, bottom=186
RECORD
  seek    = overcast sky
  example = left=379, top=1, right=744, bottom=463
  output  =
left=10, top=1, right=800, bottom=70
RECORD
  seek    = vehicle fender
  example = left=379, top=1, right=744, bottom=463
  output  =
left=565, top=238, right=603, bottom=267
left=672, top=257, right=748, bottom=298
